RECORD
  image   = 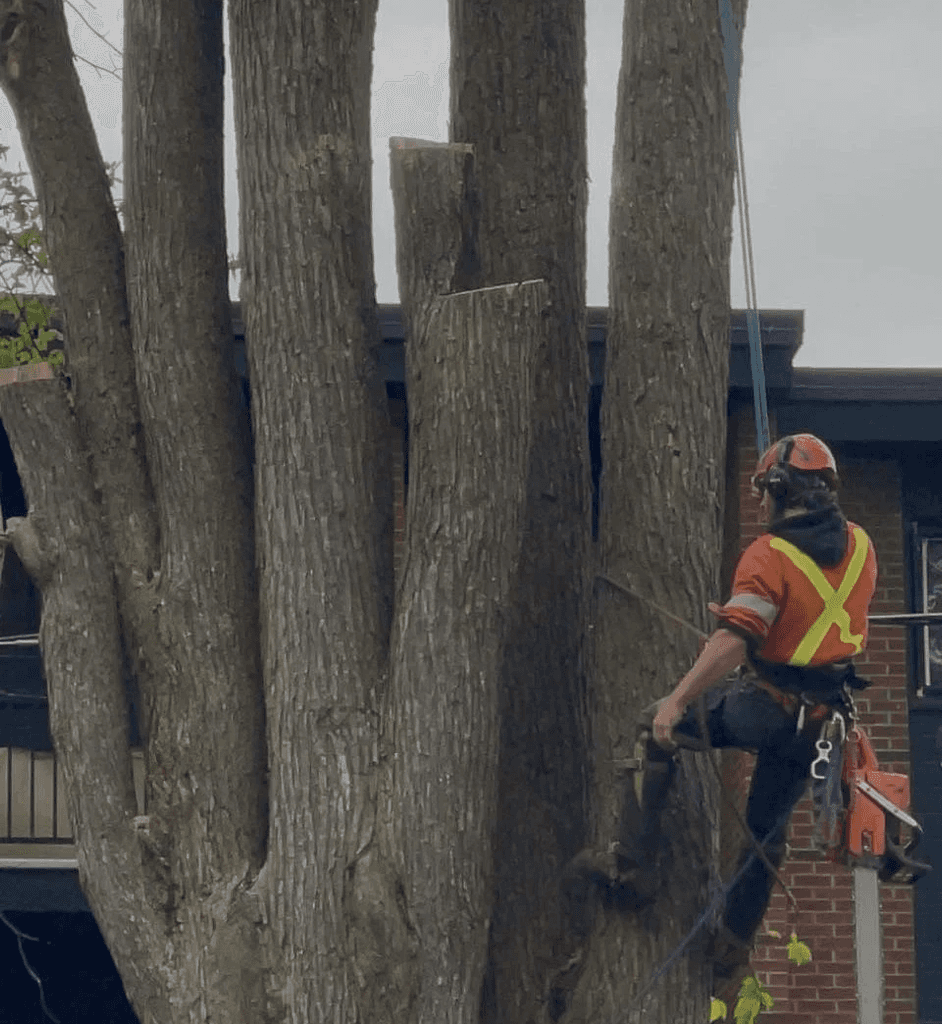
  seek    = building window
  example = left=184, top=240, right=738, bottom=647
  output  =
left=918, top=537, right=942, bottom=695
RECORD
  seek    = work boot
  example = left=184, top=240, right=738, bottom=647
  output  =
left=566, top=841, right=637, bottom=888
left=565, top=746, right=677, bottom=907
left=564, top=840, right=659, bottom=909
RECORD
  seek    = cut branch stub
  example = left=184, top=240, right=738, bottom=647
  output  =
left=388, top=279, right=545, bottom=1024
left=389, top=139, right=480, bottom=344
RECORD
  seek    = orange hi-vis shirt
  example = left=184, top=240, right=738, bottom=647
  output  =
left=717, top=521, right=878, bottom=667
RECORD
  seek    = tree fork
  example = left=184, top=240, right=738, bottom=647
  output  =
left=0, top=0, right=158, bottom=585
left=124, top=0, right=267, bottom=891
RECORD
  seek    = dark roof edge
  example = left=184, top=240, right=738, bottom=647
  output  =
left=787, top=367, right=942, bottom=403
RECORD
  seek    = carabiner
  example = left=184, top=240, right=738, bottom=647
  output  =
left=811, top=738, right=832, bottom=780
left=830, top=710, right=846, bottom=746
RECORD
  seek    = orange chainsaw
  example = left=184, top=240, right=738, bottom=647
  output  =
left=820, top=724, right=931, bottom=883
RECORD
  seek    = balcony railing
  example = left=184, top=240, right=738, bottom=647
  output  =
left=0, top=747, right=144, bottom=865
left=1, top=746, right=72, bottom=843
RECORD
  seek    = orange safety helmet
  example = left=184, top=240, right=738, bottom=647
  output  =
left=752, top=434, right=838, bottom=497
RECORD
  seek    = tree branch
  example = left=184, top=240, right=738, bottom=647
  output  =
left=389, top=139, right=480, bottom=336
left=228, top=1, right=391, bottom=1017
left=386, top=280, right=542, bottom=1024
left=123, top=0, right=266, bottom=890
left=0, top=373, right=164, bottom=1017
left=0, top=0, right=159, bottom=591
left=65, top=0, right=122, bottom=60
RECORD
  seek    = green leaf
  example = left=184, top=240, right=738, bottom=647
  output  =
left=35, top=328, right=55, bottom=351
left=734, top=975, right=774, bottom=1024
left=48, top=350, right=64, bottom=367
left=25, top=299, right=50, bottom=331
left=734, top=996, right=761, bottom=1024
left=15, top=228, right=42, bottom=251
left=787, top=932, right=812, bottom=966
left=0, top=295, right=21, bottom=316
left=710, top=997, right=727, bottom=1022
left=0, top=348, right=16, bottom=369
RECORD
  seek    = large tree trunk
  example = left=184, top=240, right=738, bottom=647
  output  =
left=449, top=4, right=592, bottom=1020
left=122, top=0, right=271, bottom=1014
left=1, top=0, right=743, bottom=1020
left=387, top=280, right=542, bottom=1024
left=228, top=2, right=394, bottom=1021
left=566, top=0, right=746, bottom=1021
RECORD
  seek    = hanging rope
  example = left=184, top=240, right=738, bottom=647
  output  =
left=718, top=0, right=770, bottom=454
left=735, top=127, right=770, bottom=454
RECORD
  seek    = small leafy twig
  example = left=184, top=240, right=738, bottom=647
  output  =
left=0, top=293, right=63, bottom=368
left=709, top=932, right=812, bottom=1023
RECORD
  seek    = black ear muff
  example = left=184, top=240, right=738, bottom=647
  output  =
left=765, top=466, right=790, bottom=500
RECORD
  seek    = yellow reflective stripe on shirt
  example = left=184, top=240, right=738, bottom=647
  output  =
left=769, top=527, right=868, bottom=666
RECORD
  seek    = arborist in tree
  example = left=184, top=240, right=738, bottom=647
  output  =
left=572, top=434, right=877, bottom=992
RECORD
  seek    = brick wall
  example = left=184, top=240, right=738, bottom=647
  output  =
left=725, top=409, right=918, bottom=1023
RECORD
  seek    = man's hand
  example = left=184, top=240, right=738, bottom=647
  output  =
left=652, top=694, right=685, bottom=748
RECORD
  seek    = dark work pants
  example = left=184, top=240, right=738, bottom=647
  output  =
left=666, top=677, right=820, bottom=943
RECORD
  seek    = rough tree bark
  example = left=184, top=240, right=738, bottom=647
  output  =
left=387, top=142, right=552, bottom=1024
left=448, top=4, right=592, bottom=1021
left=1, top=1, right=271, bottom=1020
left=387, top=280, right=542, bottom=1024
left=228, top=3, right=396, bottom=1021
left=0, top=376, right=165, bottom=1017
left=0, top=0, right=744, bottom=1020
left=566, top=0, right=748, bottom=1022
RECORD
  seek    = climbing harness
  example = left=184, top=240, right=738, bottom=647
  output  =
left=598, top=569, right=932, bottom=885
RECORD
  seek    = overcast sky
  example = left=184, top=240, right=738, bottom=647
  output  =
left=1, top=0, right=939, bottom=368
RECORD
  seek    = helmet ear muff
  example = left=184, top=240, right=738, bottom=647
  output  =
left=765, top=465, right=791, bottom=500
